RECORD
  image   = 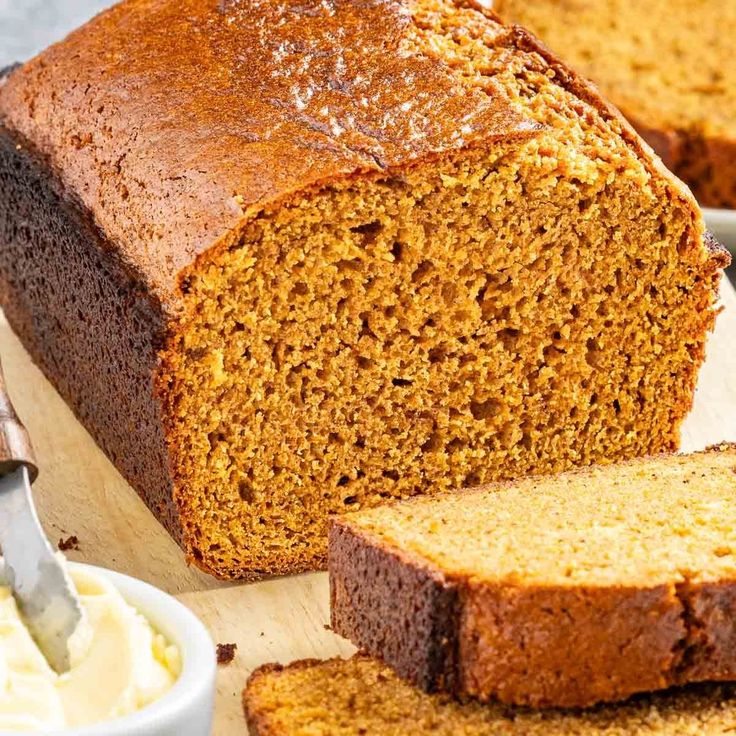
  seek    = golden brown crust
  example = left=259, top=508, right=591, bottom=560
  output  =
left=0, top=0, right=539, bottom=306
left=329, top=445, right=736, bottom=708
left=458, top=582, right=705, bottom=708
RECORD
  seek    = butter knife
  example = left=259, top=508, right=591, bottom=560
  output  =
left=0, top=358, right=84, bottom=673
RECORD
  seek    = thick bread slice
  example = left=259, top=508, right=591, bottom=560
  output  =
left=329, top=444, right=736, bottom=708
left=243, top=655, right=736, bottom=735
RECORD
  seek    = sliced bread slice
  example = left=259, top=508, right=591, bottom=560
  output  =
left=329, top=444, right=736, bottom=708
left=243, top=654, right=736, bottom=735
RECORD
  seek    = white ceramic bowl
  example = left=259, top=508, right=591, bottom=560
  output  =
left=704, top=208, right=736, bottom=255
left=0, top=562, right=216, bottom=736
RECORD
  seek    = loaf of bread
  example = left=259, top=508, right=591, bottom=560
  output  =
left=0, top=0, right=728, bottom=579
left=330, top=444, right=736, bottom=708
left=493, top=0, right=736, bottom=209
left=244, top=655, right=736, bottom=735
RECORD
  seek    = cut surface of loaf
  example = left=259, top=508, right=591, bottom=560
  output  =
left=0, top=0, right=728, bottom=579
left=493, top=0, right=736, bottom=208
left=330, top=445, right=736, bottom=708
left=243, top=655, right=736, bottom=735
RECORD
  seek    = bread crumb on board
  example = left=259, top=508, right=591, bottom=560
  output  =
left=217, top=642, right=238, bottom=665
left=58, top=535, right=80, bottom=551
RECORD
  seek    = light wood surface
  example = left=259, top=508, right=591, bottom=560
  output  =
left=1, top=279, right=735, bottom=735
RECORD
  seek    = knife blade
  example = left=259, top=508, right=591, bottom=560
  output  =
left=0, top=357, right=86, bottom=674
left=0, top=466, right=85, bottom=673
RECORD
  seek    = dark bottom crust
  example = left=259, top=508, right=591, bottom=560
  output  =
left=188, top=552, right=330, bottom=582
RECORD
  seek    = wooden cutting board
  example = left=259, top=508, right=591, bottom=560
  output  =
left=2, top=278, right=736, bottom=735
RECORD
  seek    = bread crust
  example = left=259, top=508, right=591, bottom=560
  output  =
left=0, top=0, right=538, bottom=305
left=0, top=123, right=182, bottom=541
left=329, top=445, right=736, bottom=708
left=459, top=582, right=683, bottom=707
left=329, top=521, right=461, bottom=692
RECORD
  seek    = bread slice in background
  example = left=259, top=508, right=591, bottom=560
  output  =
left=493, top=0, right=736, bottom=209
left=330, top=444, right=736, bottom=708
left=244, top=654, right=736, bottom=735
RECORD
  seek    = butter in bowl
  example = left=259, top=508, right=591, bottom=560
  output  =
left=0, top=560, right=216, bottom=735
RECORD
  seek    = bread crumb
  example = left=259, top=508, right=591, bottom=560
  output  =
left=58, top=535, right=80, bottom=551
left=217, top=642, right=237, bottom=665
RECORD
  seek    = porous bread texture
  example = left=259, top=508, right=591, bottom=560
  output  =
left=493, top=0, right=736, bottom=208
left=329, top=445, right=736, bottom=708
left=161, top=0, right=725, bottom=577
left=243, top=655, right=736, bottom=735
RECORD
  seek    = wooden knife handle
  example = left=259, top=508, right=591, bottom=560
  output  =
left=0, top=358, right=37, bottom=482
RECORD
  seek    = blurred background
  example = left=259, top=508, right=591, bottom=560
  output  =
left=1, top=0, right=733, bottom=284
left=0, top=0, right=111, bottom=66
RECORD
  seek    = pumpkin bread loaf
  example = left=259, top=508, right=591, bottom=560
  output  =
left=0, top=0, right=728, bottom=579
left=330, top=444, right=736, bottom=708
left=244, top=655, right=736, bottom=735
left=493, top=0, right=736, bottom=208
